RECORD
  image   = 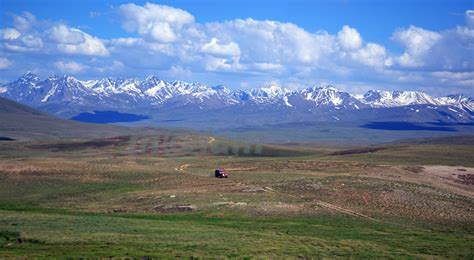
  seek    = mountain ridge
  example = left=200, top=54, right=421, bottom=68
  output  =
left=1, top=72, right=473, bottom=123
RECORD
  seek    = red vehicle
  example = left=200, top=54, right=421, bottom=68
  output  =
left=214, top=168, right=228, bottom=178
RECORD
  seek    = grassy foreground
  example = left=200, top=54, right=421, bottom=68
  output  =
left=1, top=206, right=472, bottom=258
left=0, top=135, right=473, bottom=258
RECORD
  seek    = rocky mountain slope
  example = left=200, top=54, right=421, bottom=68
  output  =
left=1, top=72, right=472, bottom=123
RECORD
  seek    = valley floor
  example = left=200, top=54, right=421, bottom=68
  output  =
left=0, top=135, right=473, bottom=258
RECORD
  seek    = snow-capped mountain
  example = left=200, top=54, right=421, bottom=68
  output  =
left=249, top=84, right=290, bottom=102
left=436, top=94, right=474, bottom=111
left=300, top=86, right=365, bottom=109
left=1, top=72, right=472, bottom=122
left=359, top=90, right=441, bottom=107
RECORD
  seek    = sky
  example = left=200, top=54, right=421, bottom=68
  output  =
left=0, top=0, right=473, bottom=96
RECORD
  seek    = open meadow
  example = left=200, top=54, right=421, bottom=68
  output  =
left=0, top=134, right=473, bottom=258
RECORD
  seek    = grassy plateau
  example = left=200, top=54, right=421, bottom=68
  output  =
left=0, top=133, right=473, bottom=258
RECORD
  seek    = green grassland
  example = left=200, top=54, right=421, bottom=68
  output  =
left=321, top=144, right=474, bottom=167
left=1, top=208, right=472, bottom=258
left=0, top=133, right=473, bottom=258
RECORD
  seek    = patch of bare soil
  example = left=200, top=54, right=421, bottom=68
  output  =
left=418, top=165, right=474, bottom=199
left=362, top=165, right=474, bottom=199
left=458, top=174, right=474, bottom=185
left=253, top=202, right=305, bottom=216
left=208, top=137, right=215, bottom=144
left=274, top=176, right=474, bottom=224
left=174, top=164, right=191, bottom=172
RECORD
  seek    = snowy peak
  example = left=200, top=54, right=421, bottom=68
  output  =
left=79, top=79, right=99, bottom=89
left=437, top=94, right=471, bottom=104
left=15, top=72, right=42, bottom=89
left=250, top=84, right=289, bottom=98
left=360, top=90, right=438, bottom=107
left=211, top=85, right=234, bottom=95
left=171, top=81, right=206, bottom=94
left=248, top=84, right=292, bottom=106
left=139, top=75, right=162, bottom=91
left=0, top=74, right=473, bottom=118
left=88, top=78, right=117, bottom=95
left=40, top=75, right=94, bottom=103
left=436, top=94, right=474, bottom=111
left=19, top=71, right=42, bottom=83
left=301, top=85, right=360, bottom=108
left=142, top=79, right=167, bottom=98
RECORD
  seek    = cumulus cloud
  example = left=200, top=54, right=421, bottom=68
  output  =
left=54, top=60, right=87, bottom=72
left=393, top=26, right=441, bottom=55
left=253, top=62, right=284, bottom=72
left=203, top=18, right=333, bottom=66
left=0, top=12, right=109, bottom=57
left=109, top=37, right=143, bottom=47
left=117, top=3, right=194, bottom=42
left=49, top=25, right=86, bottom=44
left=201, top=38, right=241, bottom=57
left=203, top=57, right=240, bottom=71
left=0, top=4, right=473, bottom=96
left=466, top=10, right=474, bottom=28
left=0, top=57, right=12, bottom=69
left=0, top=28, right=21, bottom=40
left=4, top=34, right=43, bottom=52
left=351, top=43, right=391, bottom=67
left=1, top=13, right=43, bottom=53
left=48, top=25, right=109, bottom=56
left=391, top=15, right=474, bottom=73
left=337, top=25, right=363, bottom=50
left=392, top=26, right=441, bottom=67
left=12, top=12, right=36, bottom=32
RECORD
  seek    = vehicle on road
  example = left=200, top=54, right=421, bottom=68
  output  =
left=214, top=168, right=228, bottom=178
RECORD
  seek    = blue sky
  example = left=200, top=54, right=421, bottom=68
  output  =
left=0, top=0, right=473, bottom=95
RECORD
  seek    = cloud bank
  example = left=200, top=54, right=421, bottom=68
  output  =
left=0, top=4, right=473, bottom=96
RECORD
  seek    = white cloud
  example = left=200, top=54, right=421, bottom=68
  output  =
left=396, top=52, right=419, bottom=67
left=78, top=5, right=474, bottom=94
left=253, top=62, right=283, bottom=71
left=49, top=25, right=109, bottom=56
left=12, top=12, right=36, bottom=32
left=351, top=43, right=390, bottom=67
left=54, top=60, right=87, bottom=72
left=0, top=57, right=12, bottom=69
left=202, top=55, right=244, bottom=72
left=466, top=10, right=474, bottom=28
left=201, top=38, right=241, bottom=57
left=393, top=26, right=441, bottom=54
left=203, top=18, right=333, bottom=66
left=0, top=28, right=21, bottom=40
left=391, top=22, right=474, bottom=72
left=0, top=21, right=108, bottom=56
left=4, top=34, right=43, bottom=52
left=337, top=25, right=363, bottom=50
left=49, top=25, right=85, bottom=44
left=117, top=3, right=195, bottom=42
left=0, top=4, right=473, bottom=96
left=109, top=37, right=143, bottom=47
left=94, top=60, right=124, bottom=73
left=392, top=26, right=441, bottom=67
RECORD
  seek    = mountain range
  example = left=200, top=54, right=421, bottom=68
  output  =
left=1, top=72, right=473, bottom=126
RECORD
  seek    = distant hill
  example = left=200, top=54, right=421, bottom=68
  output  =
left=0, top=97, right=139, bottom=140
